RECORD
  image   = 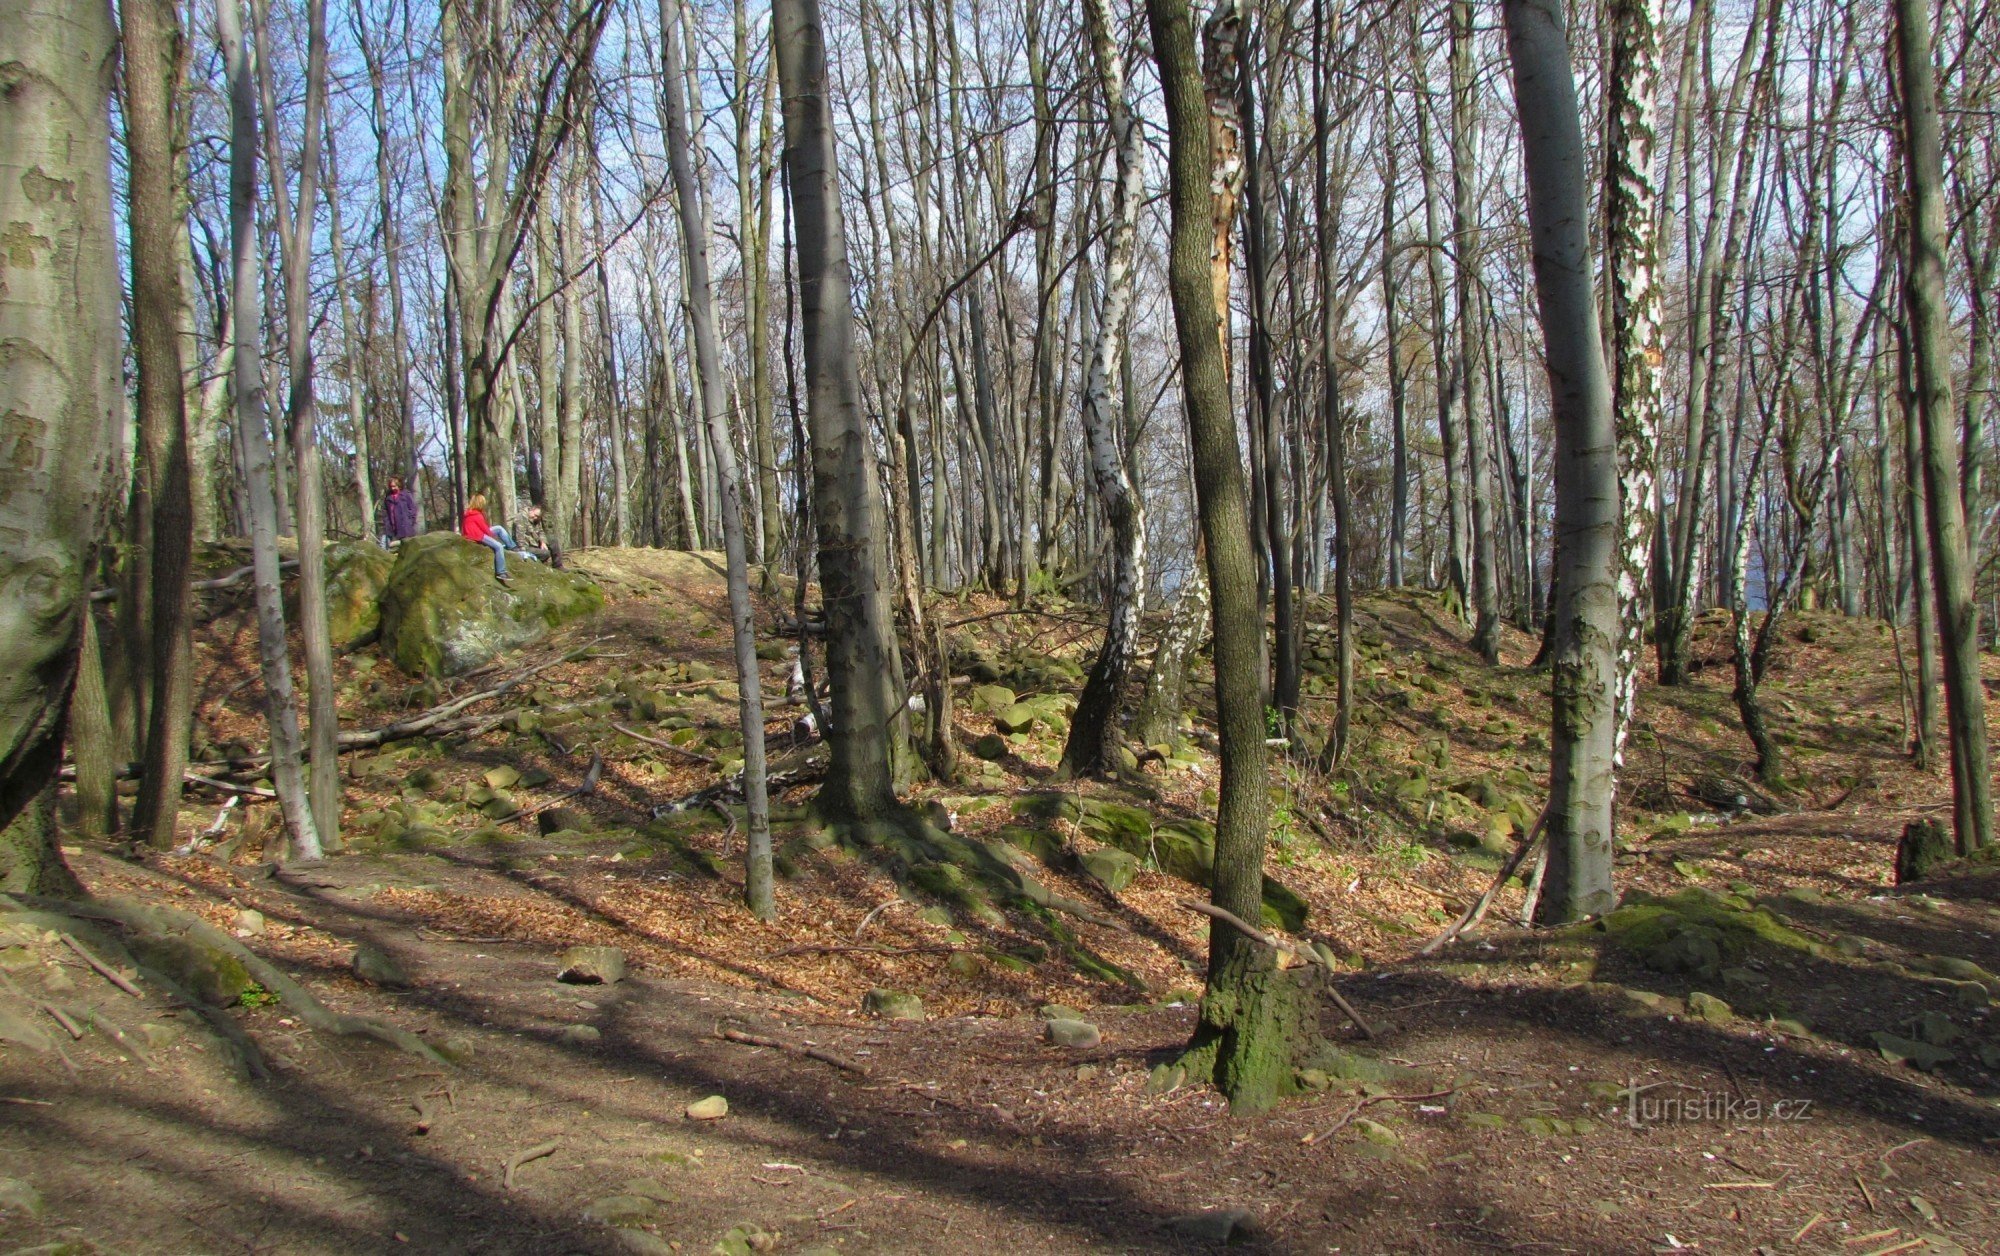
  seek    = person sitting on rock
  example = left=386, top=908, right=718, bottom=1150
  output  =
left=514, top=504, right=557, bottom=566
left=460, top=492, right=520, bottom=584
left=378, top=476, right=418, bottom=547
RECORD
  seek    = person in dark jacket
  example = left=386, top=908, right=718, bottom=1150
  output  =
left=379, top=476, right=418, bottom=546
left=514, top=504, right=557, bottom=566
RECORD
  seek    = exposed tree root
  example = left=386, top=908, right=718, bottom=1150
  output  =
left=6, top=893, right=448, bottom=1068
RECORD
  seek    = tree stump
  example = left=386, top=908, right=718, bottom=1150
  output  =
left=1896, top=819, right=1953, bottom=884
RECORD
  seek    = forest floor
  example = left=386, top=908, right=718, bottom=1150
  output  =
left=4, top=547, right=1999, bottom=1254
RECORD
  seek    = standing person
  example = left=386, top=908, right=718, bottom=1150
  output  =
left=515, top=504, right=558, bottom=566
left=461, top=492, right=518, bottom=583
left=378, top=476, right=418, bottom=547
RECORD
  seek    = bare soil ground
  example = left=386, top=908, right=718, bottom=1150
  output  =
left=3, top=549, right=1997, bottom=1255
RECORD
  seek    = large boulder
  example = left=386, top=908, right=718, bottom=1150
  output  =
left=378, top=532, right=604, bottom=676
left=323, top=541, right=396, bottom=648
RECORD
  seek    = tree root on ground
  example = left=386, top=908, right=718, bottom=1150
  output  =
left=5, top=893, right=447, bottom=1069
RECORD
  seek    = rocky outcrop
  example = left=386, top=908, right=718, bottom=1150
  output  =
left=377, top=532, right=603, bottom=676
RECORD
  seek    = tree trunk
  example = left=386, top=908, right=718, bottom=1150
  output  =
left=1059, top=0, right=1149, bottom=782
left=774, top=0, right=916, bottom=820
left=122, top=0, right=200, bottom=849
left=254, top=0, right=339, bottom=852
left=1605, top=0, right=1665, bottom=758
left=1453, top=0, right=1502, bottom=662
left=1148, top=0, right=1291, bottom=1115
left=661, top=0, right=774, bottom=917
left=220, top=0, right=322, bottom=860
left=1505, top=0, right=1620, bottom=924
left=1316, top=0, right=1355, bottom=764
left=1895, top=0, right=1994, bottom=854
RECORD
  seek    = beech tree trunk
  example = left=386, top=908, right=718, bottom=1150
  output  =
left=1895, top=0, right=1994, bottom=854
left=661, top=0, right=774, bottom=916
left=1149, top=0, right=1292, bottom=1115
left=122, top=0, right=200, bottom=850
left=220, top=0, right=322, bottom=860
left=774, top=0, right=916, bottom=820
left=1505, top=0, right=1620, bottom=924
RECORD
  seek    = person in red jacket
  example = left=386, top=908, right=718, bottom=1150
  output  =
left=461, top=493, right=520, bottom=583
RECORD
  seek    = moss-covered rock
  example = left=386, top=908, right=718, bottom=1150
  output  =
left=1596, top=888, right=1817, bottom=980
left=127, top=930, right=254, bottom=1007
left=378, top=532, right=604, bottom=676
left=1079, top=847, right=1139, bottom=893
left=322, top=541, right=396, bottom=647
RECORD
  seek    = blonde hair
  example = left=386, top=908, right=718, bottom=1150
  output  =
left=469, top=493, right=487, bottom=511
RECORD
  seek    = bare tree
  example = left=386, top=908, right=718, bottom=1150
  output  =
left=1504, top=0, right=1619, bottom=924
left=1059, top=0, right=1149, bottom=780
left=0, top=0, right=119, bottom=893
left=1895, top=0, right=1994, bottom=854
left=774, top=0, right=918, bottom=818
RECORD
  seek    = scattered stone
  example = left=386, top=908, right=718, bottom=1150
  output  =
left=559, top=1024, right=602, bottom=1045
left=968, top=684, right=1017, bottom=715
left=1463, top=1112, right=1509, bottom=1130
left=970, top=733, right=1010, bottom=761
left=538, top=806, right=595, bottom=836
left=1354, top=1118, right=1400, bottom=1147
left=1079, top=847, right=1139, bottom=893
left=483, top=765, right=522, bottom=790
left=1043, top=1019, right=1102, bottom=1049
left=351, top=944, right=412, bottom=990
left=1168, top=1208, right=1256, bottom=1244
left=1911, top=955, right=2000, bottom=986
left=862, top=988, right=924, bottom=1021
left=1913, top=1011, right=1964, bottom=1047
left=1872, top=1031, right=1956, bottom=1072
left=557, top=945, right=627, bottom=985
left=685, top=1095, right=729, bottom=1121
left=580, top=1194, right=662, bottom=1227
left=992, top=704, right=1040, bottom=736
left=1951, top=981, right=1991, bottom=1010
left=0, top=1176, right=44, bottom=1218
left=1687, top=992, right=1733, bottom=1023
left=1146, top=1062, right=1186, bottom=1095
left=1897, top=819, right=1953, bottom=884
left=945, top=951, right=982, bottom=979
left=711, top=1222, right=779, bottom=1255
left=233, top=908, right=267, bottom=937
left=1037, top=1004, right=1086, bottom=1022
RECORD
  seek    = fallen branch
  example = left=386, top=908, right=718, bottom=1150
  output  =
left=21, top=895, right=447, bottom=1067
left=338, top=640, right=606, bottom=750
left=611, top=721, right=717, bottom=764
left=1306, top=1086, right=1457, bottom=1146
left=59, top=933, right=143, bottom=997
left=1178, top=900, right=1374, bottom=1038
left=503, top=1139, right=560, bottom=1190
left=91, top=558, right=298, bottom=603
left=1418, top=802, right=1553, bottom=956
left=718, top=1026, right=871, bottom=1076
left=183, top=772, right=278, bottom=800
left=767, top=943, right=953, bottom=959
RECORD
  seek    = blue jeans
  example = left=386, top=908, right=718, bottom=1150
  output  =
left=481, top=528, right=514, bottom=576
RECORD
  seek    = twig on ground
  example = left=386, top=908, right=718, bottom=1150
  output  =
left=717, top=1026, right=871, bottom=1076
left=1178, top=900, right=1375, bottom=1038
left=611, top=722, right=718, bottom=764
left=1305, top=1087, right=1457, bottom=1146
left=854, top=898, right=904, bottom=938
left=503, top=1139, right=560, bottom=1190
left=1420, top=803, right=1553, bottom=955
left=59, top=933, right=143, bottom=997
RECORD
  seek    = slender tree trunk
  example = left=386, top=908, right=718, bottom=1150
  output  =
left=220, top=0, right=321, bottom=859
left=1453, top=0, right=1502, bottom=662
left=661, top=0, right=774, bottom=915
left=123, top=0, right=199, bottom=849
left=1605, top=0, right=1665, bottom=759
left=1505, top=0, right=1620, bottom=924
left=1311, top=0, right=1356, bottom=765
left=1895, top=0, right=1994, bottom=853
left=1060, top=0, right=1150, bottom=781
left=774, top=0, right=915, bottom=819
left=1149, top=0, right=1293, bottom=1115
left=254, top=0, right=338, bottom=852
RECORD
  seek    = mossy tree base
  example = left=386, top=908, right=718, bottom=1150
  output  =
left=1178, top=946, right=1329, bottom=1115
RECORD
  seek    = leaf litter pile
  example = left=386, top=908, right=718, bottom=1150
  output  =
left=2, top=548, right=1997, bottom=1253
